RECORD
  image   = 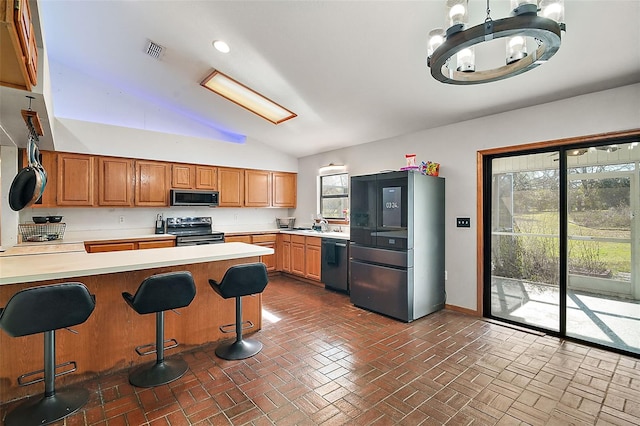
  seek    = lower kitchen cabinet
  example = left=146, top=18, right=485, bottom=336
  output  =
left=278, top=234, right=291, bottom=273
left=252, top=234, right=277, bottom=272
left=84, top=237, right=175, bottom=253
left=226, top=234, right=277, bottom=272
left=287, top=235, right=321, bottom=282
left=305, top=237, right=321, bottom=281
left=290, top=235, right=306, bottom=276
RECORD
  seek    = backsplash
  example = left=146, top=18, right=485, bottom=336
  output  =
left=19, top=207, right=293, bottom=236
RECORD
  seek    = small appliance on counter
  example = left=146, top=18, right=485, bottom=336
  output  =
left=155, top=214, right=165, bottom=234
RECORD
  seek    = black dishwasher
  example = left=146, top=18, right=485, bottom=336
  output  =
left=321, top=238, right=349, bottom=293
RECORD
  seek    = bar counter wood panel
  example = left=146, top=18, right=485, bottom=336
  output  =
left=0, top=256, right=261, bottom=403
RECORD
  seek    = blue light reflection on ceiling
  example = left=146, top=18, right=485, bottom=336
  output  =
left=49, top=62, right=247, bottom=145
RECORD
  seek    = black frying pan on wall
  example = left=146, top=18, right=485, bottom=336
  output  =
left=8, top=136, right=46, bottom=211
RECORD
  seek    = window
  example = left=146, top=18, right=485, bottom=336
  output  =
left=320, top=173, right=349, bottom=220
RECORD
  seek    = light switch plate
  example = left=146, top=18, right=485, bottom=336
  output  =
left=456, top=217, right=471, bottom=228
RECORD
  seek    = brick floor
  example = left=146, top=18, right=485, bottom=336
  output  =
left=2, top=274, right=639, bottom=425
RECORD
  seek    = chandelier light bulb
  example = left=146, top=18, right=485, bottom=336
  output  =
left=539, top=0, right=565, bottom=23
left=446, top=0, right=469, bottom=30
left=506, top=35, right=528, bottom=64
left=457, top=47, right=475, bottom=72
left=427, top=29, right=446, bottom=57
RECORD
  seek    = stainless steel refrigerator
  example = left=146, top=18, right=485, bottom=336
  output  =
left=349, top=170, right=445, bottom=322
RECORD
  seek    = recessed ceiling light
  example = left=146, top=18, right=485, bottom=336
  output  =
left=213, top=40, right=230, bottom=53
left=200, top=70, right=297, bottom=125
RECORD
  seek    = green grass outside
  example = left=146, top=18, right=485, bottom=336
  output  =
left=512, top=212, right=632, bottom=275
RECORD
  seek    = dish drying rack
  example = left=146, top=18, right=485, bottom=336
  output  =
left=18, top=223, right=66, bottom=242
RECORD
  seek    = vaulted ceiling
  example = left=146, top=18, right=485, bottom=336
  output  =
left=2, top=1, right=639, bottom=158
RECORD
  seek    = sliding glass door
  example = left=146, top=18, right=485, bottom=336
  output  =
left=485, top=140, right=640, bottom=355
left=489, top=152, right=560, bottom=331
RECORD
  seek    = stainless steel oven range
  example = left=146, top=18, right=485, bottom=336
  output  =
left=166, top=217, right=225, bottom=246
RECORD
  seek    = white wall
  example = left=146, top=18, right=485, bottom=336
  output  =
left=295, top=83, right=640, bottom=312
left=0, top=146, right=19, bottom=248
left=53, top=118, right=297, bottom=172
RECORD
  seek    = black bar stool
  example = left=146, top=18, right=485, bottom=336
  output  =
left=0, top=282, right=96, bottom=426
left=209, top=262, right=269, bottom=360
left=122, top=271, right=196, bottom=387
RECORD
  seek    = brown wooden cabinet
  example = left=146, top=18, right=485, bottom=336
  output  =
left=195, top=166, right=217, bottom=190
left=135, top=160, right=170, bottom=206
left=252, top=234, right=277, bottom=272
left=245, top=169, right=270, bottom=207
left=224, top=235, right=252, bottom=243
left=272, top=172, right=297, bottom=208
left=98, top=157, right=134, bottom=206
left=305, top=237, right=322, bottom=281
left=57, top=153, right=94, bottom=206
left=171, top=164, right=194, bottom=189
left=290, top=235, right=306, bottom=276
left=218, top=167, right=244, bottom=207
left=286, top=234, right=321, bottom=281
left=84, top=237, right=175, bottom=253
left=0, top=0, right=37, bottom=90
left=278, top=234, right=291, bottom=273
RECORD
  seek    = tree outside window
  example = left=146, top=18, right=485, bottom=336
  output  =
left=320, top=173, right=349, bottom=220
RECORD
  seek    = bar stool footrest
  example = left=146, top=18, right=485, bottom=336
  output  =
left=218, top=320, right=254, bottom=334
left=17, top=361, right=78, bottom=386
left=128, top=357, right=189, bottom=388
left=135, top=338, right=179, bottom=356
left=215, top=338, right=263, bottom=360
left=3, top=386, right=89, bottom=426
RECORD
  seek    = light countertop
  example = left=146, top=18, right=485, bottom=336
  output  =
left=0, top=242, right=272, bottom=286
left=279, top=230, right=350, bottom=240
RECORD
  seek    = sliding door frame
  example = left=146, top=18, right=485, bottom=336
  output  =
left=476, top=128, right=640, bottom=321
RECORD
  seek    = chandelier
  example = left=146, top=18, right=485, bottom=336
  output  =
left=426, top=0, right=566, bottom=84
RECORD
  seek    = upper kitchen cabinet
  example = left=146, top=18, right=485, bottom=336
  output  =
left=171, top=164, right=194, bottom=189
left=217, top=167, right=244, bottom=207
left=171, top=164, right=217, bottom=190
left=57, top=153, right=94, bottom=206
left=195, top=166, right=217, bottom=190
left=0, top=0, right=37, bottom=90
left=135, top=160, right=170, bottom=206
left=272, top=172, right=296, bottom=208
left=98, top=157, right=134, bottom=206
left=244, top=169, right=270, bottom=207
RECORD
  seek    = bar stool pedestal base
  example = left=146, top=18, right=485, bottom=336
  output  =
left=128, top=358, right=188, bottom=388
left=215, top=339, right=262, bottom=360
left=4, top=387, right=89, bottom=426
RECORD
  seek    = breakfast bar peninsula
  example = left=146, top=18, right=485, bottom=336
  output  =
left=0, top=242, right=273, bottom=403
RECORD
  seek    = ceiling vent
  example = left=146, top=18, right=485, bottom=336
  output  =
left=145, top=40, right=165, bottom=60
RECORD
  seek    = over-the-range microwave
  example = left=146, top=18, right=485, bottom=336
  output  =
left=170, top=189, right=219, bottom=207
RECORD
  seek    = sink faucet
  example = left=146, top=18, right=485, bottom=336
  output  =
left=319, top=219, right=328, bottom=232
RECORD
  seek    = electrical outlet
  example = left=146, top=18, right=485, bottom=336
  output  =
left=119, top=216, right=125, bottom=224
left=456, top=217, right=470, bottom=228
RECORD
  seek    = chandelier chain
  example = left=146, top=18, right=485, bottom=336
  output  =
left=485, top=0, right=492, bottom=22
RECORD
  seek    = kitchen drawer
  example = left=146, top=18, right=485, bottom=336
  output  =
left=280, top=234, right=291, bottom=242
left=252, top=234, right=277, bottom=243
left=305, top=236, right=321, bottom=247
left=291, top=235, right=306, bottom=244
left=225, top=235, right=252, bottom=243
